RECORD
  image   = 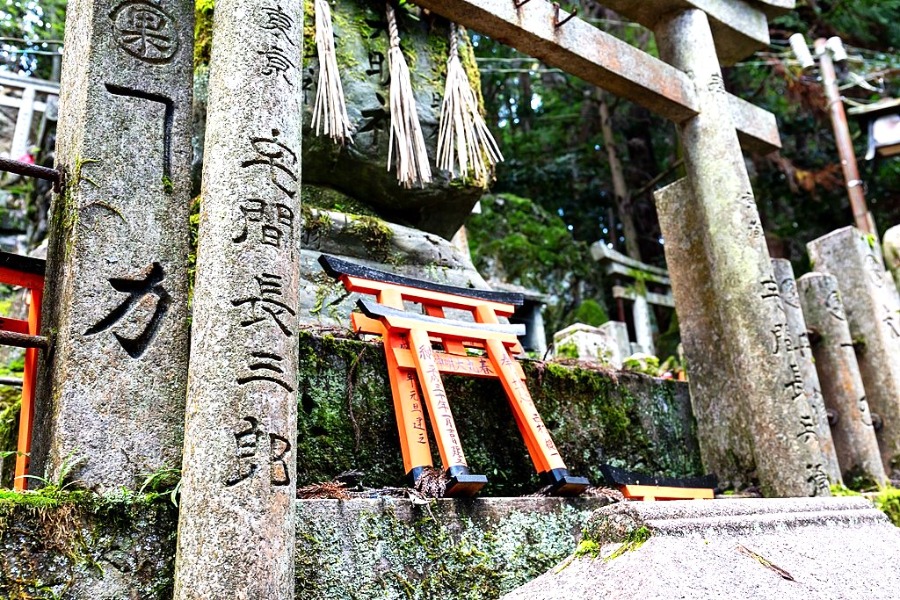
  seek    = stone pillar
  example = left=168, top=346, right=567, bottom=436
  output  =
left=772, top=259, right=842, bottom=484
left=11, top=85, right=36, bottom=160
left=797, top=273, right=887, bottom=485
left=885, top=224, right=900, bottom=294
left=653, top=10, right=830, bottom=497
left=808, top=227, right=900, bottom=473
left=173, top=1, right=301, bottom=598
left=32, top=0, right=194, bottom=489
left=632, top=293, right=655, bottom=355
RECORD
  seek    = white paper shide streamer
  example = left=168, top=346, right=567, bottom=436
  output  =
left=386, top=2, right=432, bottom=188
left=313, top=0, right=353, bottom=144
left=438, top=24, right=503, bottom=181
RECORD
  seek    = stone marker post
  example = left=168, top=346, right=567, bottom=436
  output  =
left=173, top=1, right=302, bottom=598
left=808, top=227, right=900, bottom=473
left=772, top=259, right=842, bottom=484
left=32, top=0, right=194, bottom=489
left=885, top=224, right=900, bottom=294
left=797, top=273, right=887, bottom=484
left=652, top=10, right=831, bottom=497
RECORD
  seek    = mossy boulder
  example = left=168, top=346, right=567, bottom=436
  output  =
left=193, top=0, right=488, bottom=239
left=296, top=331, right=703, bottom=494
left=0, top=491, right=177, bottom=600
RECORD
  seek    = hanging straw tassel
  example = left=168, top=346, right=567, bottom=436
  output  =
left=438, top=24, right=503, bottom=181
left=386, top=2, right=432, bottom=188
left=312, top=0, right=353, bottom=144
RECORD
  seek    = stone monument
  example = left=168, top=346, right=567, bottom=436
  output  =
left=652, top=11, right=829, bottom=496
left=798, top=272, right=886, bottom=485
left=173, top=1, right=302, bottom=597
left=808, top=226, right=900, bottom=474
left=32, top=0, right=194, bottom=490
left=772, top=259, right=841, bottom=483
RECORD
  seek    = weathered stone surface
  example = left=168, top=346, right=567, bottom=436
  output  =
left=552, top=322, right=630, bottom=368
left=0, top=493, right=178, bottom=600
left=602, top=0, right=770, bottom=66
left=797, top=273, right=886, bottom=485
left=653, top=10, right=828, bottom=497
left=33, top=0, right=193, bottom=490
left=808, top=227, right=900, bottom=473
left=0, top=493, right=599, bottom=600
left=296, top=498, right=607, bottom=599
left=885, top=224, right=900, bottom=294
left=296, top=332, right=703, bottom=495
left=772, top=259, right=842, bottom=484
left=504, top=497, right=900, bottom=600
left=174, top=1, right=301, bottom=598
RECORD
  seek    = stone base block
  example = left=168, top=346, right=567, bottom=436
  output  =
left=296, top=497, right=608, bottom=598
left=0, top=494, right=606, bottom=599
left=504, top=497, right=900, bottom=599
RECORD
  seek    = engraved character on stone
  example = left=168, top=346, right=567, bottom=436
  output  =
left=241, top=129, right=299, bottom=199
left=261, top=4, right=296, bottom=46
left=258, top=45, right=296, bottom=84
left=237, top=350, right=294, bottom=392
left=225, top=417, right=262, bottom=487
left=859, top=396, right=874, bottom=427
left=232, top=273, right=296, bottom=336
left=110, top=1, right=179, bottom=63
left=269, top=433, right=291, bottom=486
left=84, top=262, right=170, bottom=359
left=882, top=306, right=900, bottom=338
left=826, top=290, right=846, bottom=321
left=806, top=463, right=829, bottom=496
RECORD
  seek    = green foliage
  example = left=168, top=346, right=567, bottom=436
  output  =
left=831, top=484, right=900, bottom=527
left=0, top=0, right=66, bottom=79
left=554, top=340, right=579, bottom=359
left=139, top=467, right=182, bottom=507
left=467, top=193, right=607, bottom=337
left=622, top=354, right=661, bottom=377
left=570, top=299, right=608, bottom=327
left=603, top=525, right=651, bottom=561
left=187, top=195, right=201, bottom=306
left=194, top=0, right=215, bottom=67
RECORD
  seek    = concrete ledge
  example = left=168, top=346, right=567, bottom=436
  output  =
left=505, top=498, right=900, bottom=599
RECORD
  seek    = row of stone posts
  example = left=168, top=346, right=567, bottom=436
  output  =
left=767, top=227, right=900, bottom=486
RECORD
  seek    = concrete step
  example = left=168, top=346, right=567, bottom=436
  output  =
left=504, top=497, right=900, bottom=599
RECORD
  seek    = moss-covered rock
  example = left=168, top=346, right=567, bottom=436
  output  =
left=295, top=497, right=604, bottom=599
left=0, top=490, right=177, bottom=600
left=192, top=0, right=489, bottom=239
left=296, top=331, right=703, bottom=494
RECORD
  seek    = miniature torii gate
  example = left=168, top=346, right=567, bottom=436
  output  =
left=415, top=0, right=827, bottom=499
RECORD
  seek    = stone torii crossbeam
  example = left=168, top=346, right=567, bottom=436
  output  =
left=414, top=0, right=828, bottom=498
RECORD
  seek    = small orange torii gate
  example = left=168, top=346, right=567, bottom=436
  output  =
left=320, top=254, right=589, bottom=496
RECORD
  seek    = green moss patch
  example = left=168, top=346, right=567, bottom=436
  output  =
left=295, top=332, right=702, bottom=495
left=0, top=489, right=177, bottom=600
left=296, top=498, right=600, bottom=599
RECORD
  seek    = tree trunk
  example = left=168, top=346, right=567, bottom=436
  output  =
left=597, top=90, right=641, bottom=261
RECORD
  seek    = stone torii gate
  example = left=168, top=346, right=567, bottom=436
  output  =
left=415, top=0, right=829, bottom=498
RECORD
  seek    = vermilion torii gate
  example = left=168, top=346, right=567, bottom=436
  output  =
left=414, top=0, right=833, bottom=499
